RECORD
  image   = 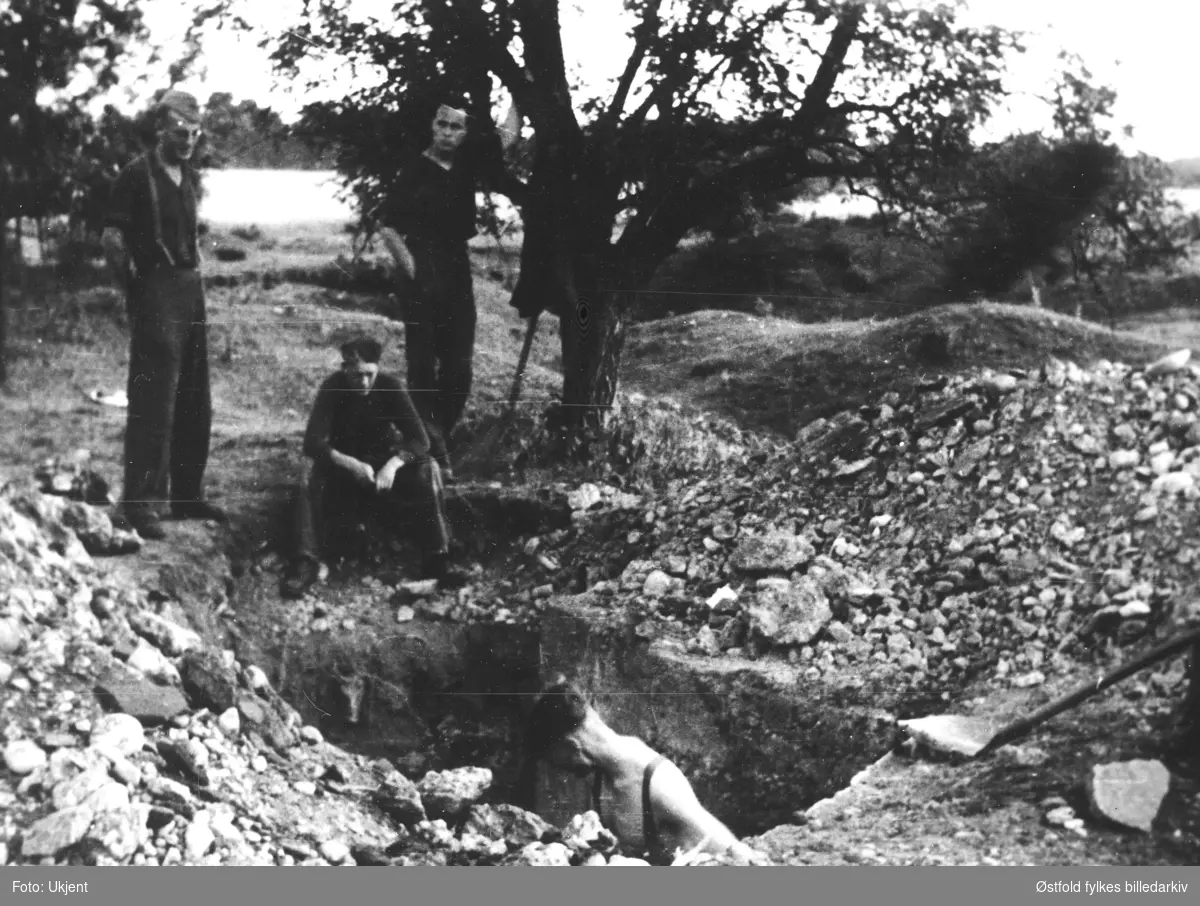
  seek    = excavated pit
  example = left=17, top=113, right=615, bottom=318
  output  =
left=215, top=481, right=905, bottom=839
left=248, top=590, right=901, bottom=839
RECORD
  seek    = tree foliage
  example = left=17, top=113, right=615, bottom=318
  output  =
left=202, top=93, right=337, bottom=170
left=0, top=0, right=146, bottom=383
left=922, top=52, right=1200, bottom=307
left=197, top=1, right=1040, bottom=434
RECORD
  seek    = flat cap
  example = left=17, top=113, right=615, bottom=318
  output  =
left=156, top=89, right=201, bottom=123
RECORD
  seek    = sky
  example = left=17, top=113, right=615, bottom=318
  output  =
left=108, top=0, right=1200, bottom=162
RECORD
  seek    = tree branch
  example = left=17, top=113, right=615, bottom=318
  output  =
left=603, top=0, right=663, bottom=128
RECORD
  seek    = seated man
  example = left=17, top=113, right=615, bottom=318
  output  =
left=281, top=336, right=469, bottom=599
left=519, top=678, right=769, bottom=865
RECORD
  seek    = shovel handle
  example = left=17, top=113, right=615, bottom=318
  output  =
left=507, top=313, right=540, bottom=411
left=978, top=625, right=1200, bottom=756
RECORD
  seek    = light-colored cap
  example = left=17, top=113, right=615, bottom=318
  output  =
left=156, top=89, right=201, bottom=123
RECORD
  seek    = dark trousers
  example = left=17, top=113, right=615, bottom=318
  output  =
left=295, top=458, right=453, bottom=563
left=122, top=267, right=211, bottom=514
left=400, top=241, right=477, bottom=445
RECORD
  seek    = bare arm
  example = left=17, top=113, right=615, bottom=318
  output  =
left=378, top=226, right=415, bottom=279
left=652, top=762, right=769, bottom=864
left=101, top=227, right=135, bottom=288
left=374, top=377, right=432, bottom=491
left=498, top=101, right=522, bottom=154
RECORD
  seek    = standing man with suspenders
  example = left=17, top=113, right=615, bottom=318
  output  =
left=377, top=95, right=523, bottom=478
left=101, top=89, right=228, bottom=541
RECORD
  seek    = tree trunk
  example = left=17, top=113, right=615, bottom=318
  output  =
left=558, top=284, right=634, bottom=436
left=0, top=217, right=7, bottom=386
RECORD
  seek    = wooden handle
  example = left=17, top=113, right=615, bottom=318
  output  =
left=507, top=313, right=540, bottom=410
left=978, top=626, right=1200, bottom=756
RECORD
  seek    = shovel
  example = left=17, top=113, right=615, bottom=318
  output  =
left=898, top=626, right=1200, bottom=759
left=453, top=312, right=541, bottom=478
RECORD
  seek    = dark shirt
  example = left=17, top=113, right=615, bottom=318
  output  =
left=104, top=152, right=200, bottom=273
left=385, top=152, right=479, bottom=246
left=302, top=372, right=431, bottom=470
left=384, top=133, right=527, bottom=246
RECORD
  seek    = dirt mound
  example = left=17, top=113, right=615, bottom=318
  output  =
left=623, top=303, right=1175, bottom=437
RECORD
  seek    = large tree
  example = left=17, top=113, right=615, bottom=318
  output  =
left=0, top=0, right=146, bottom=385
left=225, top=0, right=1024, bottom=434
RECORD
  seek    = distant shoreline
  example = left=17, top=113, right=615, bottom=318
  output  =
left=197, top=167, right=1200, bottom=229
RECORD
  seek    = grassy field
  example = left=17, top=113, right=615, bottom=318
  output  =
left=5, top=217, right=1196, bottom=480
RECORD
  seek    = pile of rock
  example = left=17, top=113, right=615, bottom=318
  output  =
left=514, top=352, right=1200, bottom=699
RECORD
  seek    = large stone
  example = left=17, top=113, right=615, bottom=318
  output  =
left=417, top=767, right=493, bottom=823
left=21, top=805, right=95, bottom=858
left=79, top=804, right=147, bottom=864
left=52, top=767, right=113, bottom=810
left=642, top=570, right=684, bottom=598
left=184, top=816, right=216, bottom=861
left=1145, top=349, right=1191, bottom=378
left=5, top=739, right=48, bottom=775
left=179, top=649, right=239, bottom=713
left=462, top=803, right=553, bottom=848
left=94, top=666, right=190, bottom=726
left=127, top=639, right=181, bottom=686
left=80, top=782, right=132, bottom=814
left=562, top=810, right=618, bottom=854
left=373, top=771, right=427, bottom=827
left=0, top=617, right=24, bottom=655
left=89, top=713, right=146, bottom=757
left=513, top=841, right=572, bottom=866
left=127, top=610, right=202, bottom=658
left=1088, top=759, right=1171, bottom=833
left=157, top=739, right=211, bottom=787
left=145, top=776, right=196, bottom=819
left=731, top=529, right=816, bottom=575
left=59, top=501, right=140, bottom=556
left=236, top=696, right=298, bottom=752
left=746, top=577, right=832, bottom=647
left=319, top=840, right=351, bottom=865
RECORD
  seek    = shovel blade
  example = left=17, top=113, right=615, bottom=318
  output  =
left=897, top=715, right=999, bottom=758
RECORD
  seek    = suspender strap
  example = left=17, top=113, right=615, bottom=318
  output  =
left=592, top=770, right=604, bottom=815
left=143, top=154, right=177, bottom=267
left=642, top=755, right=666, bottom=853
left=144, top=152, right=199, bottom=267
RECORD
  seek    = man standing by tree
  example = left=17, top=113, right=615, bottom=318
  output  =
left=102, top=89, right=227, bottom=541
left=377, top=95, right=523, bottom=477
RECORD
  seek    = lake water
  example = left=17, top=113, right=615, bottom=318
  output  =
left=199, top=168, right=1200, bottom=227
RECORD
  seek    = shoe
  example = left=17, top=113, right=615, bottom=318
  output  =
left=114, top=508, right=166, bottom=541
left=281, top=558, right=320, bottom=600
left=420, top=553, right=471, bottom=590
left=172, top=500, right=230, bottom=523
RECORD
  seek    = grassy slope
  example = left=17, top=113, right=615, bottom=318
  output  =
left=622, top=303, right=1181, bottom=438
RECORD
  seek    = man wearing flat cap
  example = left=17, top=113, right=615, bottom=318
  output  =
left=281, top=336, right=470, bottom=599
left=102, top=88, right=227, bottom=540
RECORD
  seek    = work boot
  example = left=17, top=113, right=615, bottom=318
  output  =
left=420, top=553, right=471, bottom=590
left=172, top=500, right=230, bottom=523
left=113, top=506, right=166, bottom=541
left=281, top=557, right=320, bottom=600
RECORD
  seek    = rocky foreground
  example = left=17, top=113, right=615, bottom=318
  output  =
left=0, top=472, right=744, bottom=867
